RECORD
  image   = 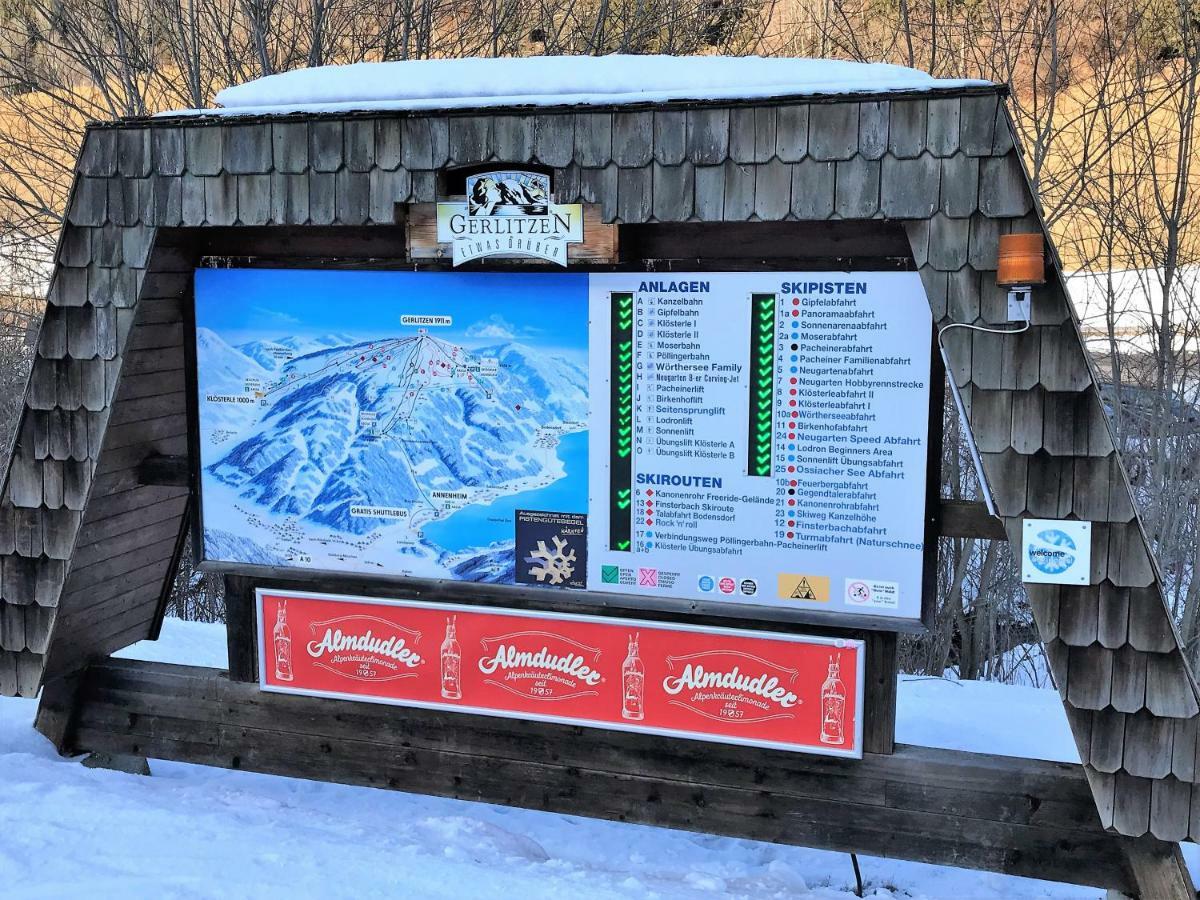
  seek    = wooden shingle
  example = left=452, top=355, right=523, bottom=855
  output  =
left=968, top=389, right=1012, bottom=453
left=775, top=105, right=809, bottom=162
left=693, top=165, right=725, bottom=222
left=335, top=170, right=370, bottom=225
left=1058, top=584, right=1099, bottom=646
left=1089, top=707, right=1126, bottom=772
left=926, top=98, right=961, bottom=157
left=968, top=214, right=1001, bottom=271
left=575, top=113, right=613, bottom=167
left=579, top=165, right=617, bottom=222
left=789, top=159, right=835, bottom=219
left=652, top=163, right=694, bottom=221
left=888, top=100, right=927, bottom=158
left=1107, top=522, right=1155, bottom=588
left=533, top=115, right=574, bottom=168
left=1125, top=711, right=1175, bottom=778
left=237, top=175, right=272, bottom=226
left=184, top=126, right=223, bottom=176
left=375, top=119, right=403, bottom=170
left=308, top=172, right=336, bottom=225
left=67, top=178, right=107, bottom=228
left=1146, top=652, right=1200, bottom=718
left=1171, top=716, right=1198, bottom=781
left=493, top=116, right=533, bottom=161
left=1026, top=451, right=1073, bottom=518
left=1098, top=582, right=1131, bottom=649
left=180, top=174, right=205, bottom=226
left=1128, top=587, right=1178, bottom=653
left=450, top=115, right=492, bottom=165
left=401, top=118, right=435, bottom=170
left=616, top=166, right=652, bottom=224
left=343, top=120, right=375, bottom=172
left=1070, top=648, right=1113, bottom=710
left=222, top=124, right=272, bottom=175
left=685, top=109, right=728, bottom=165
left=928, top=215, right=969, bottom=271
left=652, top=111, right=687, bottom=165
left=940, top=154, right=979, bottom=218
left=1149, top=776, right=1191, bottom=841
left=834, top=157, right=879, bottom=218
left=272, top=122, right=309, bottom=174
left=271, top=173, right=310, bottom=225
left=808, top=104, right=858, bottom=161
left=979, top=154, right=1032, bottom=217
left=151, top=128, right=185, bottom=176
left=613, top=112, right=653, bottom=167
left=308, top=121, right=344, bottom=173
left=721, top=161, right=754, bottom=221
left=79, top=128, right=117, bottom=177
left=858, top=101, right=889, bottom=160
left=979, top=449, right=1027, bottom=516
left=368, top=169, right=409, bottom=225
left=1112, top=772, right=1152, bottom=836
left=959, top=94, right=999, bottom=156
left=752, top=160, right=791, bottom=222
left=880, top=154, right=939, bottom=218
left=203, top=176, right=238, bottom=227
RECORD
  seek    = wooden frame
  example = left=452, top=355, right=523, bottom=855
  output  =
left=184, top=220, right=943, bottom=638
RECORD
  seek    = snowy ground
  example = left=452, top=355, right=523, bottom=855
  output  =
left=0, top=619, right=1140, bottom=899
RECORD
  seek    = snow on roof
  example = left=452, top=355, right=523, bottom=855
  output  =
left=167, top=55, right=992, bottom=117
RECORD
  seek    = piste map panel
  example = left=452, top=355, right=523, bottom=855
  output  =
left=194, top=269, right=932, bottom=622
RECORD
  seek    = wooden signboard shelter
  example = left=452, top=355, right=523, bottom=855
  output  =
left=1, top=66, right=1197, bottom=897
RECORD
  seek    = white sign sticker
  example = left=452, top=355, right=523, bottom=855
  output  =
left=1021, top=519, right=1092, bottom=584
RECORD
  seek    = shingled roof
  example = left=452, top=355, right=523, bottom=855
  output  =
left=2, top=82, right=1197, bottom=842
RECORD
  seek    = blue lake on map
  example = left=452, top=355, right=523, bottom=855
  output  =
left=421, top=429, right=589, bottom=553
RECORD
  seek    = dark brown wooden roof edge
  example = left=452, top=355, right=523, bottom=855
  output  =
left=95, top=83, right=1009, bottom=130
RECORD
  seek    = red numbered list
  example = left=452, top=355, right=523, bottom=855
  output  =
left=259, top=589, right=864, bottom=757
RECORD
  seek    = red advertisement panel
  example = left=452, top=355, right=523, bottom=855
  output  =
left=258, top=589, right=865, bottom=757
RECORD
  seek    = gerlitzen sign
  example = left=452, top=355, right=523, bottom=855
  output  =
left=258, top=589, right=865, bottom=757
left=435, top=170, right=583, bottom=265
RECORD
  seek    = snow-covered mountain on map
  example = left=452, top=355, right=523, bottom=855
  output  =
left=237, top=333, right=360, bottom=371
left=200, top=332, right=587, bottom=536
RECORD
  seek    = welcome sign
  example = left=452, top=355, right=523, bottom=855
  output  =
left=258, top=589, right=865, bottom=757
left=435, top=170, right=583, bottom=265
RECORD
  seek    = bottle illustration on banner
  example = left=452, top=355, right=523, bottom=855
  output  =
left=273, top=600, right=293, bottom=682
left=820, top=654, right=846, bottom=745
left=621, top=633, right=644, bottom=720
left=441, top=616, right=462, bottom=700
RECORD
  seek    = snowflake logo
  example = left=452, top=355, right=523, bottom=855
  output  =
left=525, top=534, right=576, bottom=585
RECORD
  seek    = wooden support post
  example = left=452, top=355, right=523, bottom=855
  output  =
left=33, top=671, right=83, bottom=755
left=1118, top=836, right=1196, bottom=900
left=862, top=630, right=898, bottom=755
left=223, top=575, right=258, bottom=683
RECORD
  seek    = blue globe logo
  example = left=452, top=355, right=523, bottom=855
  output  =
left=1027, top=528, right=1077, bottom=575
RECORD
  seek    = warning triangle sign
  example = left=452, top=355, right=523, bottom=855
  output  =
left=790, top=578, right=817, bottom=600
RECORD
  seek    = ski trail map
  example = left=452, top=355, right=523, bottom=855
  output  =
left=195, top=268, right=590, bottom=584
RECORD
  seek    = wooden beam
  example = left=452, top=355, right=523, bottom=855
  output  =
left=938, top=499, right=1008, bottom=541
left=223, top=575, right=258, bottom=683
left=63, top=658, right=1156, bottom=895
left=136, top=453, right=190, bottom=487
left=862, top=631, right=898, bottom=755
left=1119, top=837, right=1196, bottom=900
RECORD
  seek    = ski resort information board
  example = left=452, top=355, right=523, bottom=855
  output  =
left=195, top=269, right=933, bottom=622
left=258, top=589, right=866, bottom=757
